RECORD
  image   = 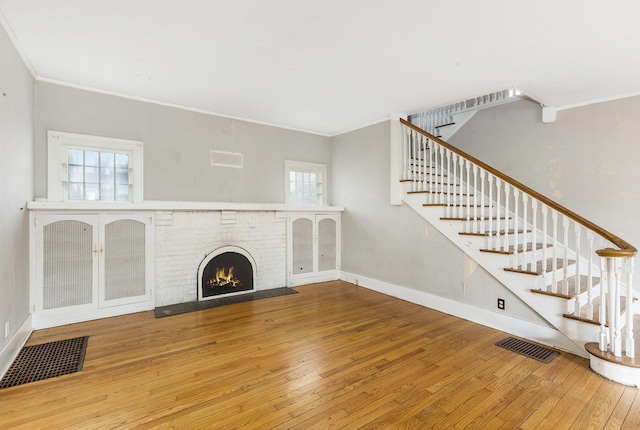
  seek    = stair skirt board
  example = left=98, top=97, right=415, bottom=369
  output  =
left=340, top=271, right=586, bottom=358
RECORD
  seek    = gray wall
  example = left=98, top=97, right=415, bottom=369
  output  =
left=35, top=82, right=331, bottom=203
left=0, top=24, right=34, bottom=349
left=331, top=121, right=547, bottom=325
left=450, top=98, right=640, bottom=286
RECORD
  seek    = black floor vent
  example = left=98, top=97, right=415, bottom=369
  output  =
left=1, top=336, right=88, bottom=389
left=495, top=337, right=559, bottom=364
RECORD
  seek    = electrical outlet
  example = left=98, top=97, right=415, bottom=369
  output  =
left=4, top=321, right=9, bottom=338
left=355, top=279, right=359, bottom=286
left=497, top=298, right=505, bottom=310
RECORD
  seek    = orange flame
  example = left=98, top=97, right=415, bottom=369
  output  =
left=207, top=266, right=241, bottom=288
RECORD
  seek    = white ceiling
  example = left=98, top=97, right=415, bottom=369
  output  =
left=2, top=0, right=640, bottom=136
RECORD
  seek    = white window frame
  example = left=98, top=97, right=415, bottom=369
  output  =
left=47, top=131, right=144, bottom=203
left=285, top=160, right=327, bottom=207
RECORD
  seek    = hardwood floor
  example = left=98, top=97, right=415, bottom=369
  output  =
left=1, top=280, right=639, bottom=429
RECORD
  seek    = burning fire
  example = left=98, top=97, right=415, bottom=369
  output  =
left=207, top=266, right=242, bottom=288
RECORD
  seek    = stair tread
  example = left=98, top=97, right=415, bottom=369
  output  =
left=442, top=216, right=508, bottom=221
left=530, top=276, right=597, bottom=299
left=460, top=229, right=530, bottom=237
left=585, top=341, right=640, bottom=368
left=481, top=242, right=551, bottom=255
left=504, top=258, right=575, bottom=275
left=422, top=203, right=491, bottom=208
left=435, top=122, right=455, bottom=129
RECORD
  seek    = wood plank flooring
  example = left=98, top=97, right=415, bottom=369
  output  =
left=1, top=280, right=638, bottom=429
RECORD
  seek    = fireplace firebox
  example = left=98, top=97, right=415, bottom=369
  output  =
left=198, top=246, right=256, bottom=300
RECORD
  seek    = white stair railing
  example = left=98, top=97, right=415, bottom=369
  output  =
left=400, top=119, right=637, bottom=358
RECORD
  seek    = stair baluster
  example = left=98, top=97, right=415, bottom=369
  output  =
left=503, top=185, right=511, bottom=254
left=573, top=224, right=582, bottom=315
left=551, top=211, right=558, bottom=294
left=495, top=180, right=502, bottom=252
left=562, top=216, right=570, bottom=296
left=487, top=175, right=495, bottom=250
left=530, top=199, right=538, bottom=273
left=625, top=258, right=635, bottom=357
left=513, top=189, right=520, bottom=269
left=479, top=170, right=486, bottom=235
left=586, top=231, right=595, bottom=320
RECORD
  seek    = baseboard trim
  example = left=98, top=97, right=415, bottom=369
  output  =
left=0, top=314, right=33, bottom=380
left=32, top=301, right=154, bottom=329
left=340, top=271, right=586, bottom=357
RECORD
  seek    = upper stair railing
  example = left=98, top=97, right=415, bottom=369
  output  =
left=399, top=118, right=637, bottom=358
left=408, top=88, right=523, bottom=136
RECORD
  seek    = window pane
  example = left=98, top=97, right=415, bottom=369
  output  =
left=85, top=183, right=99, bottom=200
left=68, top=183, right=84, bottom=200
left=85, top=151, right=99, bottom=167
left=100, top=167, right=114, bottom=183
left=85, top=167, right=99, bottom=184
left=68, top=165, right=84, bottom=183
left=115, top=168, right=129, bottom=185
left=68, top=149, right=84, bottom=166
left=115, top=153, right=129, bottom=168
left=100, top=152, right=114, bottom=166
left=100, top=183, right=114, bottom=201
left=115, top=185, right=129, bottom=201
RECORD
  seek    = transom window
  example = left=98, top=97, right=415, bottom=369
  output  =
left=285, top=160, right=327, bottom=206
left=47, top=131, right=143, bottom=203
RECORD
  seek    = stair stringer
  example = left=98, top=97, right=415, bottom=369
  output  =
left=403, top=189, right=596, bottom=358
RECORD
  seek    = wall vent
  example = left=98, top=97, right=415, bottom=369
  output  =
left=210, top=150, right=243, bottom=168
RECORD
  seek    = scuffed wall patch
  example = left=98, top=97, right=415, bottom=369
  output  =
left=462, top=254, right=478, bottom=284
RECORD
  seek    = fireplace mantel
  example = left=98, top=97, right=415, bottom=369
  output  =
left=27, top=200, right=344, bottom=213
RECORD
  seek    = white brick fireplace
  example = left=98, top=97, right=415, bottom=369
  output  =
left=154, top=210, right=288, bottom=306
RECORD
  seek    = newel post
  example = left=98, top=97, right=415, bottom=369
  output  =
left=390, top=113, right=407, bottom=206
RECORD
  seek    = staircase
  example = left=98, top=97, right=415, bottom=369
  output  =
left=396, top=118, right=640, bottom=386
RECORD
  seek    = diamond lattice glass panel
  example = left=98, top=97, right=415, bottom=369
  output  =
left=317, top=218, right=337, bottom=271
left=292, top=218, right=313, bottom=274
left=104, top=219, right=145, bottom=300
left=43, top=221, right=93, bottom=309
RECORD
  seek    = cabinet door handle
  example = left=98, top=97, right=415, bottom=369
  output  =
left=93, top=245, right=99, bottom=256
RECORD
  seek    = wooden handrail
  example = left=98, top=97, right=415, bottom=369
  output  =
left=400, top=118, right=637, bottom=258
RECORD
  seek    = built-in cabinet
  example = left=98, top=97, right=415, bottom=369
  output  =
left=31, top=212, right=154, bottom=328
left=287, top=213, right=340, bottom=286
